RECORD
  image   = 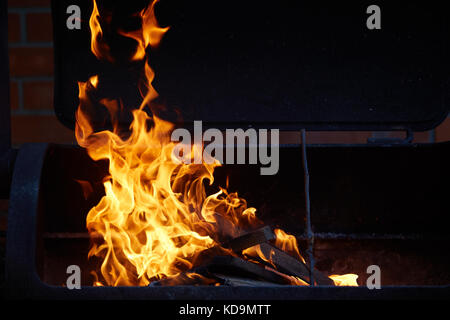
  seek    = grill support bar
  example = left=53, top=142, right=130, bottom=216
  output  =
left=301, top=129, right=315, bottom=285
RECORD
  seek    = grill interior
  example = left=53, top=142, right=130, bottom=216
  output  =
left=36, top=143, right=450, bottom=287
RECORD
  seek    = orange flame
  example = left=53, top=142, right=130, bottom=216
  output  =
left=89, top=0, right=113, bottom=62
left=274, top=228, right=306, bottom=264
left=77, top=0, right=359, bottom=287
left=78, top=0, right=258, bottom=283
left=117, top=0, right=169, bottom=61
left=77, top=105, right=265, bottom=284
left=329, top=274, right=359, bottom=286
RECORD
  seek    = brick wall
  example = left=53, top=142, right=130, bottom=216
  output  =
left=6, top=0, right=450, bottom=146
left=7, top=0, right=75, bottom=145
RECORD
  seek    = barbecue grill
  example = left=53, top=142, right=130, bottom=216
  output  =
left=1, top=0, right=449, bottom=299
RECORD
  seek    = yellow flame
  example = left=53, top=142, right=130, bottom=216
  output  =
left=90, top=75, right=98, bottom=88
left=77, top=0, right=360, bottom=287
left=118, top=0, right=169, bottom=61
left=89, top=0, right=113, bottom=62
left=329, top=274, right=359, bottom=286
left=274, top=228, right=306, bottom=264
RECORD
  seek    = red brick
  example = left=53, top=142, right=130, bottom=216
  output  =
left=8, top=0, right=50, bottom=7
left=281, top=130, right=433, bottom=144
left=306, top=131, right=372, bottom=144
left=436, top=117, right=450, bottom=143
left=23, top=81, right=53, bottom=110
left=370, top=131, right=431, bottom=143
left=280, top=131, right=373, bottom=144
left=26, top=13, right=53, bottom=42
left=9, top=81, right=19, bottom=110
left=11, top=115, right=76, bottom=145
left=9, top=47, right=54, bottom=77
left=413, top=131, right=431, bottom=143
left=278, top=131, right=299, bottom=144
left=8, top=13, right=21, bottom=43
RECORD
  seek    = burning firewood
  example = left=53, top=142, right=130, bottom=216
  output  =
left=211, top=225, right=334, bottom=285
left=211, top=274, right=282, bottom=287
left=150, top=226, right=331, bottom=286
left=151, top=256, right=305, bottom=286
left=205, top=256, right=292, bottom=285
left=250, top=243, right=335, bottom=286
left=222, top=226, right=275, bottom=252
left=148, top=269, right=218, bottom=286
left=171, top=226, right=334, bottom=286
left=192, top=226, right=275, bottom=267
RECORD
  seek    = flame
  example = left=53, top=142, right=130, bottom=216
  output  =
left=89, top=1, right=113, bottom=62
left=76, top=0, right=359, bottom=287
left=77, top=103, right=263, bottom=285
left=274, top=228, right=306, bottom=264
left=329, top=274, right=359, bottom=286
left=242, top=245, right=276, bottom=269
left=77, top=2, right=259, bottom=286
left=117, top=0, right=169, bottom=61
left=243, top=230, right=358, bottom=286
left=90, top=75, right=98, bottom=88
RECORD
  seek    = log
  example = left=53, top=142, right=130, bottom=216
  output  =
left=206, top=255, right=292, bottom=285
left=149, top=268, right=218, bottom=286
left=222, top=226, right=275, bottom=252
left=195, top=226, right=333, bottom=285
left=193, top=226, right=275, bottom=267
left=256, top=243, right=335, bottom=285
left=212, top=273, right=283, bottom=287
left=154, top=225, right=334, bottom=286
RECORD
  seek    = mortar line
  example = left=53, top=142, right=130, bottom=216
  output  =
left=8, top=8, right=51, bottom=14
left=11, top=76, right=54, bottom=82
left=429, top=129, right=436, bottom=143
left=16, top=79, right=24, bottom=111
left=8, top=42, right=53, bottom=48
left=11, top=109, right=55, bottom=116
left=19, top=12, right=27, bottom=43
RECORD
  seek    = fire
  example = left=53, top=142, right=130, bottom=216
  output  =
left=117, top=0, right=169, bottom=61
left=76, top=0, right=358, bottom=287
left=329, top=274, right=359, bottom=287
left=77, top=104, right=261, bottom=285
left=89, top=0, right=112, bottom=62
left=273, top=229, right=306, bottom=264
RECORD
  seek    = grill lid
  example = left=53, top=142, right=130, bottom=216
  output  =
left=52, top=0, right=449, bottom=131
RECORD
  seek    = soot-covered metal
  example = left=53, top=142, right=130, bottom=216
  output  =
left=52, top=0, right=448, bottom=131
